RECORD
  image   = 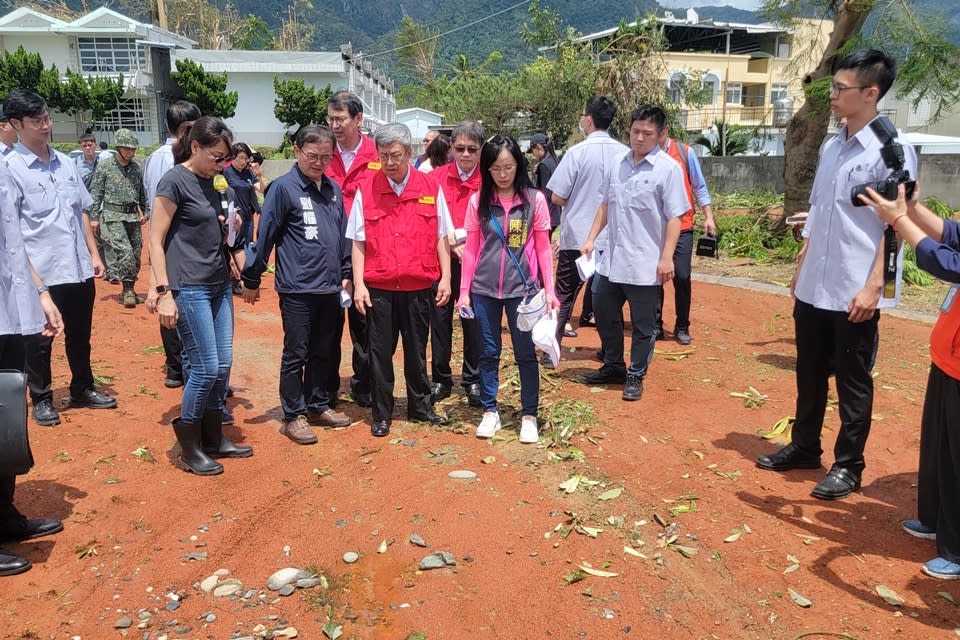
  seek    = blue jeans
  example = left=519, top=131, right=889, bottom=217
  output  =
left=595, top=276, right=658, bottom=379
left=473, top=293, right=539, bottom=417
left=174, top=282, right=233, bottom=423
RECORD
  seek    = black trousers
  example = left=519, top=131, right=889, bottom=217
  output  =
left=555, top=249, right=588, bottom=346
left=917, top=364, right=960, bottom=564
left=430, top=258, right=479, bottom=387
left=791, top=299, right=879, bottom=473
left=26, top=278, right=96, bottom=403
left=280, top=292, right=340, bottom=420
left=367, top=287, right=432, bottom=422
left=656, top=229, right=694, bottom=331
left=0, top=334, right=28, bottom=534
left=328, top=304, right=370, bottom=396
left=161, top=325, right=182, bottom=380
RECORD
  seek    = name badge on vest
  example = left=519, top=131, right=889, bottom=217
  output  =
left=941, top=284, right=960, bottom=314
left=367, top=162, right=382, bottom=170
left=508, top=218, right=528, bottom=249
left=418, top=196, right=435, bottom=205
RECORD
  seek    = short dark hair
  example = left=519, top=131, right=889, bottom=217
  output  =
left=585, top=95, right=617, bottom=131
left=630, top=104, right=668, bottom=132
left=294, top=125, right=336, bottom=149
left=172, top=116, right=234, bottom=164
left=79, top=133, right=96, bottom=144
left=835, top=49, right=896, bottom=100
left=327, top=91, right=363, bottom=118
left=231, top=142, right=253, bottom=158
left=3, top=90, right=48, bottom=121
left=450, top=120, right=485, bottom=146
left=165, top=100, right=201, bottom=137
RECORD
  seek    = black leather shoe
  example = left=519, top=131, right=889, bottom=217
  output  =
left=68, top=388, right=117, bottom=409
left=408, top=411, right=449, bottom=426
left=622, top=375, right=643, bottom=401
left=755, top=443, right=822, bottom=471
left=371, top=420, right=390, bottom=437
left=466, top=383, right=482, bottom=407
left=0, top=551, right=30, bottom=576
left=163, top=375, right=184, bottom=389
left=0, top=518, right=64, bottom=542
left=32, top=399, right=61, bottom=426
left=811, top=466, right=861, bottom=500
left=583, top=366, right=626, bottom=385
left=353, top=390, right=373, bottom=408
left=430, top=382, right=452, bottom=402
left=675, top=327, right=692, bottom=345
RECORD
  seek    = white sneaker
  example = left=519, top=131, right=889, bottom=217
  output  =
left=476, top=412, right=501, bottom=438
left=519, top=416, right=539, bottom=444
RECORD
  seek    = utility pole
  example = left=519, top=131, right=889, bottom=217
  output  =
left=157, top=0, right=168, bottom=31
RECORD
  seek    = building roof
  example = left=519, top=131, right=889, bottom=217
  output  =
left=174, top=49, right=344, bottom=74
left=396, top=107, right=444, bottom=118
left=0, top=6, right=195, bottom=48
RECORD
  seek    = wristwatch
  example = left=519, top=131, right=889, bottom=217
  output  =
left=155, top=284, right=170, bottom=295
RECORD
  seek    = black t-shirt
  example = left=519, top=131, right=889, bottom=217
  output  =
left=156, top=165, right=232, bottom=290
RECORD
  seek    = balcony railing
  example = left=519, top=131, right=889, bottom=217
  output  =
left=678, top=105, right=791, bottom=130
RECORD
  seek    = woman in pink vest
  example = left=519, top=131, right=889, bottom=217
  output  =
left=458, top=135, right=558, bottom=444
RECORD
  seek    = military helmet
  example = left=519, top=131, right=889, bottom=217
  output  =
left=114, top=129, right=139, bottom=149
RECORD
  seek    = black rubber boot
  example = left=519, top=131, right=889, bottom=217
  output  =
left=172, top=418, right=223, bottom=475
left=201, top=411, right=253, bottom=458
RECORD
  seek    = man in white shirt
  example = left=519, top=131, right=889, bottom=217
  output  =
left=580, top=105, right=689, bottom=402
left=756, top=50, right=918, bottom=500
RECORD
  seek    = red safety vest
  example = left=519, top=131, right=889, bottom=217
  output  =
left=931, top=286, right=960, bottom=381
left=325, top=135, right=380, bottom=216
left=434, top=162, right=481, bottom=228
left=358, top=169, right=440, bottom=291
left=664, top=138, right=696, bottom=232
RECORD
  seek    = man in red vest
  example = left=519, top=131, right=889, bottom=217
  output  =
left=429, top=120, right=484, bottom=407
left=347, top=123, right=452, bottom=437
left=324, top=91, right=380, bottom=409
left=656, top=126, right=716, bottom=345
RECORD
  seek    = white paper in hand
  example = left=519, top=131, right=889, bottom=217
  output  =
left=575, top=252, right=595, bottom=281
left=226, top=201, right=238, bottom=246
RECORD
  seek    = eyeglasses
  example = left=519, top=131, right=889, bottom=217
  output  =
left=328, top=115, right=352, bottom=125
left=489, top=164, right=517, bottom=175
left=300, top=149, right=333, bottom=164
left=25, top=114, right=52, bottom=127
left=205, top=148, right=233, bottom=164
left=453, top=145, right=480, bottom=154
left=378, top=151, right=406, bottom=164
left=830, top=82, right=867, bottom=94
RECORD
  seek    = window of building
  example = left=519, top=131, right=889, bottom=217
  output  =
left=701, top=74, right=720, bottom=106
left=771, top=83, right=789, bottom=103
left=97, top=98, right=147, bottom=131
left=78, top=37, right=145, bottom=73
left=726, top=82, right=743, bottom=105
left=667, top=73, right=685, bottom=104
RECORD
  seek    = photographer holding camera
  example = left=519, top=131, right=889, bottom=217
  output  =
left=756, top=50, right=917, bottom=500
left=859, top=182, right=960, bottom=580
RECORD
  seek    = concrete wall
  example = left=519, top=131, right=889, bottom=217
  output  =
left=702, top=154, right=960, bottom=207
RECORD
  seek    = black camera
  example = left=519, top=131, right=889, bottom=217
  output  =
left=850, top=116, right=915, bottom=207
left=250, top=151, right=265, bottom=165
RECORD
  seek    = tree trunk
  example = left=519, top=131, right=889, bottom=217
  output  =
left=782, top=1, right=874, bottom=214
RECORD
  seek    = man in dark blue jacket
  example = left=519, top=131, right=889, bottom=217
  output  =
left=240, top=126, right=353, bottom=445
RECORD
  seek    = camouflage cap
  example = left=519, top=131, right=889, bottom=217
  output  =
left=114, top=129, right=139, bottom=149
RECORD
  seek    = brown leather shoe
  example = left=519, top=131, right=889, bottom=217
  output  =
left=279, top=415, right=317, bottom=445
left=309, top=408, right=352, bottom=428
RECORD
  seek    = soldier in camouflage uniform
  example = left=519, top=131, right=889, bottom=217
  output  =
left=89, top=129, right=148, bottom=307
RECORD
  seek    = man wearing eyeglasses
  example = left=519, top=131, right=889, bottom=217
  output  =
left=324, top=91, right=379, bottom=410
left=428, top=120, right=485, bottom=407
left=3, top=90, right=116, bottom=428
left=546, top=96, right=628, bottom=367
left=347, top=123, right=453, bottom=438
left=756, top=50, right=918, bottom=501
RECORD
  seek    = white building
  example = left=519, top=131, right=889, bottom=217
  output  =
left=174, top=47, right=395, bottom=147
left=0, top=7, right=396, bottom=147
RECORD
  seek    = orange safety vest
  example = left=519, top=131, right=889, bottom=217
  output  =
left=664, top=138, right=696, bottom=232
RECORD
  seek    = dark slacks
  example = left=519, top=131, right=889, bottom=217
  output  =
left=0, top=334, right=29, bottom=534
left=26, top=278, right=96, bottom=403
left=917, top=364, right=960, bottom=564
left=430, top=257, right=479, bottom=387
left=791, top=299, right=879, bottom=473
left=328, top=305, right=370, bottom=396
left=656, top=229, right=693, bottom=331
left=555, top=249, right=588, bottom=346
left=595, top=275, right=658, bottom=378
left=278, top=292, right=340, bottom=421
left=367, top=287, right=432, bottom=422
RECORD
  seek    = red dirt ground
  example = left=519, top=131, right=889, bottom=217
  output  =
left=2, top=271, right=956, bottom=640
